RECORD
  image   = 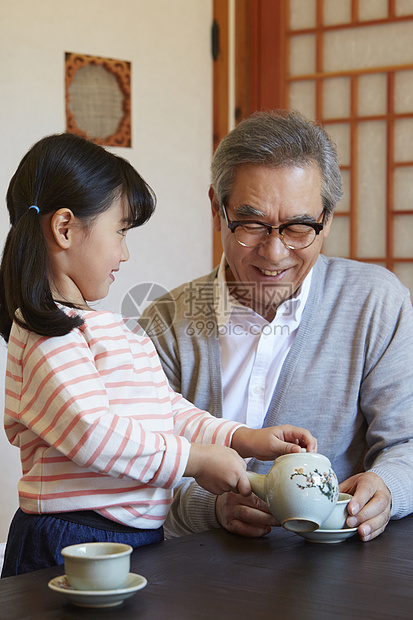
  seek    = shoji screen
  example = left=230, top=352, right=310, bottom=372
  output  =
left=288, top=0, right=413, bottom=293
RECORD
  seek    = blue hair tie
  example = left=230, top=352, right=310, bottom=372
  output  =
left=29, top=205, right=39, bottom=213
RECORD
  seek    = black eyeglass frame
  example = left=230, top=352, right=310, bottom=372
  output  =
left=221, top=203, right=326, bottom=250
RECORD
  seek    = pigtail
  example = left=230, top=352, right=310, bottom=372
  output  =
left=0, top=231, right=14, bottom=341
left=0, top=208, right=82, bottom=342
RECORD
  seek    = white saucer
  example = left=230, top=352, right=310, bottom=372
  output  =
left=48, top=572, right=147, bottom=608
left=295, top=527, right=358, bottom=544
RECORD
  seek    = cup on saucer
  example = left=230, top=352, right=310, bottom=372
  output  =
left=319, top=493, right=352, bottom=530
left=61, top=542, right=132, bottom=591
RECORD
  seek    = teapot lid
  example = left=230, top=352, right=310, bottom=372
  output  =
left=275, top=451, right=332, bottom=466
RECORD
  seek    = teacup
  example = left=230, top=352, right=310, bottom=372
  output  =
left=61, top=542, right=132, bottom=591
left=319, top=493, right=352, bottom=530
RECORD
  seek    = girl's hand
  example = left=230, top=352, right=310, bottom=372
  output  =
left=184, top=444, right=251, bottom=496
left=231, top=425, right=317, bottom=461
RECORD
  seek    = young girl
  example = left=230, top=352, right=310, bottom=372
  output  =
left=0, top=133, right=316, bottom=577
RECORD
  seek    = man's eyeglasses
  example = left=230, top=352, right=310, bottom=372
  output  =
left=222, top=204, right=325, bottom=250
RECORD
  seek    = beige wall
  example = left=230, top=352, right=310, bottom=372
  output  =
left=0, top=0, right=213, bottom=540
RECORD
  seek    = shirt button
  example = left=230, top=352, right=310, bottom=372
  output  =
left=252, top=386, right=263, bottom=395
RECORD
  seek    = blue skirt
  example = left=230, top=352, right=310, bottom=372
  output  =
left=1, top=508, right=164, bottom=578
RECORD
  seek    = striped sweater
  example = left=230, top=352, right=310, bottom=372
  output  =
left=4, top=309, right=240, bottom=529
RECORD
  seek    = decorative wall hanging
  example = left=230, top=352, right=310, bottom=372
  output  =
left=65, top=52, right=131, bottom=147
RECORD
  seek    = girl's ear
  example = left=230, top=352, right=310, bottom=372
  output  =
left=50, top=209, right=77, bottom=249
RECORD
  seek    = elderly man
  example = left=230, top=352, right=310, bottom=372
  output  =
left=141, top=110, right=413, bottom=542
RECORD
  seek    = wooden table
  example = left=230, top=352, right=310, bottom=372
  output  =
left=1, top=515, right=413, bottom=619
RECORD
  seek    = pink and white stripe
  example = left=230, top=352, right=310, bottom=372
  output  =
left=4, top=310, right=240, bottom=529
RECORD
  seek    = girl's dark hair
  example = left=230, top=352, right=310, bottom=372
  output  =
left=0, top=133, right=156, bottom=342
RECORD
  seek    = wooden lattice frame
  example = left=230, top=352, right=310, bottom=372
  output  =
left=286, top=0, right=413, bottom=272
left=65, top=52, right=131, bottom=147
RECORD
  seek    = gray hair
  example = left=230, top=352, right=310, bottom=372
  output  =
left=211, top=109, right=343, bottom=219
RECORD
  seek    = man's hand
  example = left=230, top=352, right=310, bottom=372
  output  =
left=340, top=472, right=392, bottom=542
left=215, top=491, right=278, bottom=537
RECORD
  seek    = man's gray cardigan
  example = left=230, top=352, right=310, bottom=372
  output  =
left=141, top=255, right=413, bottom=535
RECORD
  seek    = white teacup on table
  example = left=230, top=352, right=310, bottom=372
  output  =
left=318, top=493, right=352, bottom=530
left=61, top=542, right=132, bottom=591
left=295, top=492, right=358, bottom=543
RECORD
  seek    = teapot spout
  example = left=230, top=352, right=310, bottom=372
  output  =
left=246, top=471, right=266, bottom=501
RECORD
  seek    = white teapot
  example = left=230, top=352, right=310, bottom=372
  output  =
left=246, top=451, right=339, bottom=532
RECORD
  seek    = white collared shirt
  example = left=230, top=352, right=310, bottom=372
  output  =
left=214, top=254, right=312, bottom=428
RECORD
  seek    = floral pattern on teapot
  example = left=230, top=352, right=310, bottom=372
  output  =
left=290, top=467, right=338, bottom=502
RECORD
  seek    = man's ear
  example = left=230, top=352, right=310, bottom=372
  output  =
left=323, top=212, right=334, bottom=240
left=209, top=186, right=222, bottom=232
left=50, top=208, right=77, bottom=249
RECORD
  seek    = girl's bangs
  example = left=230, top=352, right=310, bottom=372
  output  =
left=119, top=163, right=156, bottom=229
